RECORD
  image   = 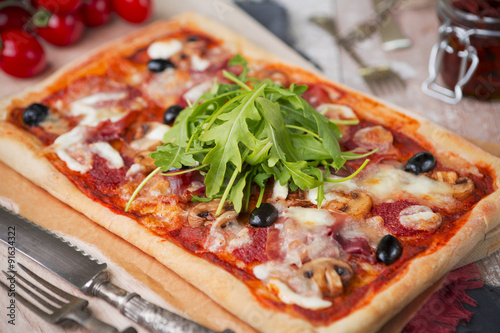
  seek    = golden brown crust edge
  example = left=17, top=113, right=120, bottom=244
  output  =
left=1, top=12, right=500, bottom=333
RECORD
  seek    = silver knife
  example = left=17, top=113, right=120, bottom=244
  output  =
left=0, top=206, right=229, bottom=333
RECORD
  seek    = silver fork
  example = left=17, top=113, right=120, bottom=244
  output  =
left=0, top=263, right=136, bottom=333
left=310, top=16, right=406, bottom=95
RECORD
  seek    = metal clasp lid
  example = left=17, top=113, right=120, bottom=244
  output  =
left=422, top=23, right=479, bottom=104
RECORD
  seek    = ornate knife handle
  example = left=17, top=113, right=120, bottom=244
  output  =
left=86, top=272, right=225, bottom=333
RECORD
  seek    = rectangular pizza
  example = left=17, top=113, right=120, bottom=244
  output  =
left=1, top=12, right=500, bottom=333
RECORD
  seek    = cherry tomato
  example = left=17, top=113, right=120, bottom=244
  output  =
left=0, top=30, right=46, bottom=78
left=0, top=6, right=31, bottom=32
left=35, top=10, right=85, bottom=46
left=34, top=0, right=82, bottom=14
left=81, top=0, right=112, bottom=27
left=112, top=0, right=152, bottom=24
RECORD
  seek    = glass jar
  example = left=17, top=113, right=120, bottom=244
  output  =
left=422, top=0, right=500, bottom=103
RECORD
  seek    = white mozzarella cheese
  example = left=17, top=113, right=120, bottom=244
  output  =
left=75, top=92, right=127, bottom=105
left=70, top=92, right=127, bottom=126
left=307, top=186, right=345, bottom=207
left=268, top=279, right=332, bottom=310
left=53, top=127, right=92, bottom=173
left=147, top=39, right=182, bottom=59
left=360, top=165, right=454, bottom=205
left=253, top=263, right=272, bottom=280
left=183, top=81, right=212, bottom=102
left=311, top=164, right=458, bottom=209
left=126, top=163, right=145, bottom=178
left=320, top=177, right=358, bottom=197
left=191, top=54, right=210, bottom=71
left=285, top=207, right=335, bottom=228
left=399, top=205, right=442, bottom=231
left=145, top=123, right=170, bottom=141
left=316, top=103, right=357, bottom=119
left=272, top=180, right=288, bottom=200
left=89, top=142, right=124, bottom=169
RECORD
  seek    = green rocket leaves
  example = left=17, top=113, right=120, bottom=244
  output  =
left=126, top=55, right=371, bottom=214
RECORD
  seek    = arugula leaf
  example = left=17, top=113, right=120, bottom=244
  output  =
left=150, top=143, right=197, bottom=171
left=125, top=55, right=375, bottom=214
left=200, top=83, right=266, bottom=196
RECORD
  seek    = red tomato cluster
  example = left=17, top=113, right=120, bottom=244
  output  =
left=0, top=0, right=153, bottom=78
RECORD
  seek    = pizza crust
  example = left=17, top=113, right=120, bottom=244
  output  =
left=1, top=12, right=500, bottom=333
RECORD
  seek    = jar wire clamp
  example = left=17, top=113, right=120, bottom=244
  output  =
left=422, top=23, right=479, bottom=104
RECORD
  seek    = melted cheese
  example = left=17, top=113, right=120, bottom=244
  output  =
left=89, top=142, right=124, bottom=169
left=268, top=279, right=332, bottom=310
left=53, top=127, right=92, bottom=173
left=191, top=54, right=210, bottom=71
left=272, top=180, right=288, bottom=200
left=70, top=92, right=127, bottom=126
left=147, top=39, right=182, bottom=59
left=253, top=263, right=272, bottom=280
left=360, top=165, right=453, bottom=205
left=126, top=163, right=144, bottom=178
left=316, top=165, right=458, bottom=208
left=183, top=81, right=212, bottom=102
left=145, top=124, right=170, bottom=141
left=316, top=103, right=357, bottom=119
left=285, top=207, right=335, bottom=228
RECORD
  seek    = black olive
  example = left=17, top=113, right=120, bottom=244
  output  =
left=147, top=59, right=175, bottom=73
left=187, top=36, right=199, bottom=42
left=404, top=152, right=436, bottom=175
left=163, top=105, right=183, bottom=125
left=249, top=203, right=278, bottom=228
left=22, top=103, right=49, bottom=127
left=376, top=235, right=402, bottom=265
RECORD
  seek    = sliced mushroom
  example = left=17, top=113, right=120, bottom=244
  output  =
left=324, top=191, right=372, bottom=219
left=298, top=258, right=353, bottom=298
left=431, top=171, right=475, bottom=199
left=188, top=199, right=220, bottom=227
left=212, top=210, right=239, bottom=229
left=451, top=177, right=475, bottom=199
left=188, top=200, right=238, bottom=228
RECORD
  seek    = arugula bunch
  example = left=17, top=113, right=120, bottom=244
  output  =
left=126, top=55, right=372, bottom=215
